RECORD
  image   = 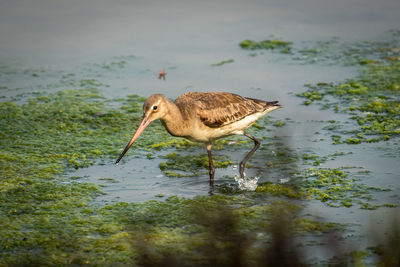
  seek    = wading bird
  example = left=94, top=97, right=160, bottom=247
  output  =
left=116, top=92, right=281, bottom=183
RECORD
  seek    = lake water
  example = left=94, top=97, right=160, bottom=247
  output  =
left=1, top=0, right=399, bottom=263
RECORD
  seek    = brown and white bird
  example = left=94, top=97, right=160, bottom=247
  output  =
left=116, top=92, right=281, bottom=183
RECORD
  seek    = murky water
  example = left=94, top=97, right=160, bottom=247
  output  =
left=1, top=0, right=399, bottom=263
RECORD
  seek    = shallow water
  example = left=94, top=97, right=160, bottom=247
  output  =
left=1, top=0, right=400, bottom=65
left=1, top=0, right=400, bottom=264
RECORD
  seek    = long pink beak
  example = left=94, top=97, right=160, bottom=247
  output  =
left=115, top=116, right=151, bottom=164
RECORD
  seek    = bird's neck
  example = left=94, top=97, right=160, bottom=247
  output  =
left=161, top=101, right=189, bottom=137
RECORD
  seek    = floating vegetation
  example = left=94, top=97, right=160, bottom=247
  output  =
left=296, top=35, right=400, bottom=66
left=256, top=181, right=302, bottom=198
left=298, top=54, right=400, bottom=143
left=2, top=31, right=400, bottom=265
left=301, top=151, right=351, bottom=166
left=0, top=88, right=202, bottom=264
left=297, top=42, right=400, bottom=207
left=211, top=58, right=234, bottom=66
left=253, top=144, right=396, bottom=209
left=299, top=168, right=392, bottom=208
left=239, top=39, right=293, bottom=54
left=0, top=88, right=319, bottom=265
left=0, top=89, right=135, bottom=264
left=254, top=160, right=395, bottom=209
left=294, top=38, right=386, bottom=65
left=241, top=32, right=400, bottom=66
left=96, top=55, right=137, bottom=70
left=159, top=152, right=233, bottom=177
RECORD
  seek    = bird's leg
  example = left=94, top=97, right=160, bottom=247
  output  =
left=239, top=133, right=260, bottom=178
left=206, top=144, right=215, bottom=184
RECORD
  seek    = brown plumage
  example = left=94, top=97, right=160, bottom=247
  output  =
left=116, top=92, right=281, bottom=184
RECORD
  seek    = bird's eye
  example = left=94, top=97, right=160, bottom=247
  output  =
left=153, top=105, right=158, bottom=111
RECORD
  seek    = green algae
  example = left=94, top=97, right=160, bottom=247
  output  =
left=297, top=89, right=324, bottom=105
left=119, top=198, right=340, bottom=266
left=99, top=177, right=119, bottom=183
left=272, top=120, right=286, bottom=127
left=295, top=217, right=342, bottom=234
left=300, top=152, right=349, bottom=166
left=0, top=89, right=143, bottom=265
left=301, top=153, right=326, bottom=166
left=294, top=37, right=399, bottom=66
left=240, top=33, right=400, bottom=67
left=298, top=167, right=392, bottom=208
left=0, top=88, right=208, bottom=265
left=0, top=87, right=341, bottom=265
left=298, top=57, right=400, bottom=144
left=0, top=85, right=396, bottom=265
left=326, top=249, right=371, bottom=267
left=0, top=89, right=137, bottom=170
left=211, top=59, right=234, bottom=66
left=255, top=181, right=302, bottom=198
left=159, top=152, right=234, bottom=177
left=98, top=59, right=129, bottom=70
left=1, top=36, right=399, bottom=266
left=246, top=132, right=393, bottom=209
left=251, top=134, right=395, bottom=208
left=239, top=39, right=293, bottom=54
left=0, top=88, right=318, bottom=265
left=254, top=152, right=394, bottom=209
left=80, top=78, right=102, bottom=88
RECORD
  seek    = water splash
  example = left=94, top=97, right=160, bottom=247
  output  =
left=279, top=177, right=290, bottom=184
left=234, top=174, right=260, bottom=191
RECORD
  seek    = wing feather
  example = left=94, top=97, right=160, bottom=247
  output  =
left=174, top=92, right=276, bottom=128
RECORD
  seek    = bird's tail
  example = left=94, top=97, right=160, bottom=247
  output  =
left=264, top=100, right=282, bottom=112
left=266, top=101, right=281, bottom=107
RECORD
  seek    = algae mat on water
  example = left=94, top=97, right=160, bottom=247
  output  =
left=293, top=37, right=400, bottom=208
left=0, top=88, right=308, bottom=265
left=0, top=87, right=344, bottom=265
left=297, top=55, right=400, bottom=144
left=0, top=89, right=133, bottom=264
left=0, top=89, right=194, bottom=265
left=0, top=88, right=397, bottom=265
left=1, top=34, right=400, bottom=265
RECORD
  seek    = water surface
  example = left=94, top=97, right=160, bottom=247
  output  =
left=1, top=0, right=399, bottom=263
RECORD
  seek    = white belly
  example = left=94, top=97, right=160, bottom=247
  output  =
left=189, top=112, right=265, bottom=143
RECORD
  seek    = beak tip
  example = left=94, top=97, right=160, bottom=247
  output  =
left=115, top=116, right=151, bottom=166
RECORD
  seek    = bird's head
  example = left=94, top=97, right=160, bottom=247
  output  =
left=142, top=94, right=169, bottom=122
left=115, top=94, right=168, bottom=164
